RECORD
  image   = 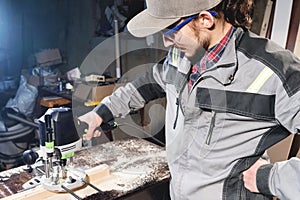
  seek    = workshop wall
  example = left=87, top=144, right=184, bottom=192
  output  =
left=0, top=0, right=95, bottom=78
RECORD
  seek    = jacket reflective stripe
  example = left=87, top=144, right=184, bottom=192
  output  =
left=246, top=66, right=274, bottom=93
left=172, top=47, right=179, bottom=65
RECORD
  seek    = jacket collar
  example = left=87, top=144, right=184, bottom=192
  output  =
left=166, top=27, right=245, bottom=85
left=205, top=27, right=244, bottom=85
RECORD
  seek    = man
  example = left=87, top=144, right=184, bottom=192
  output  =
left=79, top=0, right=300, bottom=199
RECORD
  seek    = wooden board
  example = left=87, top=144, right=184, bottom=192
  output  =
left=3, top=164, right=110, bottom=200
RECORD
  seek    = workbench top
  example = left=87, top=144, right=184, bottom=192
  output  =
left=0, top=138, right=170, bottom=199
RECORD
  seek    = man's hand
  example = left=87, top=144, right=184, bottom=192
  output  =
left=243, top=158, right=268, bottom=193
left=78, top=111, right=103, bottom=140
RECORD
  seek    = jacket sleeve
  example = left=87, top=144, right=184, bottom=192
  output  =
left=256, top=157, right=300, bottom=199
left=93, top=59, right=166, bottom=122
left=273, top=50, right=300, bottom=134
left=256, top=48, right=300, bottom=198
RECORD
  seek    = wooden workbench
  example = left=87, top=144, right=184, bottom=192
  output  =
left=0, top=138, right=170, bottom=199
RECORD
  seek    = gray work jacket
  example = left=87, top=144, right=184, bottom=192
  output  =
left=95, top=28, right=300, bottom=200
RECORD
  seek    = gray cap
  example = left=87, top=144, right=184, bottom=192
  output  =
left=127, top=0, right=223, bottom=37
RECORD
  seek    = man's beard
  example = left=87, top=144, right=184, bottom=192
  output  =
left=188, top=46, right=206, bottom=65
left=187, top=29, right=209, bottom=65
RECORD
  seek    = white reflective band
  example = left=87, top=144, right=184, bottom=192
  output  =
left=246, top=67, right=274, bottom=93
left=172, top=47, right=179, bottom=65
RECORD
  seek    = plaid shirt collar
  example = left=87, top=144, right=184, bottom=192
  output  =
left=200, top=25, right=236, bottom=70
left=189, top=26, right=236, bottom=90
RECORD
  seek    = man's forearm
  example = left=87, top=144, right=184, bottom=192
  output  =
left=256, top=157, right=300, bottom=199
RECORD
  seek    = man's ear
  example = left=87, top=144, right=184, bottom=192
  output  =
left=198, top=11, right=215, bottom=28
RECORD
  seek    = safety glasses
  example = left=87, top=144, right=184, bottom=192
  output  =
left=162, top=10, right=218, bottom=40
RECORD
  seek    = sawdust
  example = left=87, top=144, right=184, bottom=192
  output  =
left=0, top=170, right=34, bottom=198
left=83, top=189, right=120, bottom=200
left=80, top=138, right=170, bottom=199
left=0, top=138, right=170, bottom=199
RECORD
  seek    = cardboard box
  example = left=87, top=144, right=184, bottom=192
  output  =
left=35, top=48, right=62, bottom=67
left=267, top=135, right=294, bottom=163
left=74, top=83, right=124, bottom=102
left=91, top=84, right=116, bottom=101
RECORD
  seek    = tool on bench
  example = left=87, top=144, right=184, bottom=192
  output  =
left=22, top=108, right=86, bottom=192
left=23, top=108, right=110, bottom=199
left=21, top=108, right=83, bottom=191
left=22, top=108, right=109, bottom=198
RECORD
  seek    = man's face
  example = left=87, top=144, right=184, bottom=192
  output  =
left=163, top=26, right=209, bottom=58
left=162, top=12, right=213, bottom=58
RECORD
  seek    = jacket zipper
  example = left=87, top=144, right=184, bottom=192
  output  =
left=173, top=70, right=190, bottom=130
left=173, top=97, right=180, bottom=129
left=205, top=111, right=216, bottom=145
left=189, top=63, right=236, bottom=95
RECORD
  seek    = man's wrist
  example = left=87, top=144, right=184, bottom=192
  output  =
left=93, top=104, right=114, bottom=123
left=256, top=164, right=274, bottom=196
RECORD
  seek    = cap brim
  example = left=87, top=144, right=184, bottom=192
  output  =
left=127, top=10, right=180, bottom=38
